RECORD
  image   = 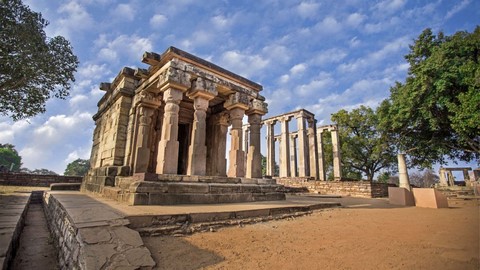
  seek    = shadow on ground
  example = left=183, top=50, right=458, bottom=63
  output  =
left=143, top=236, right=224, bottom=270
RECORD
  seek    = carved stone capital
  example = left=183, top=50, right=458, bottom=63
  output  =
left=137, top=90, right=161, bottom=108
left=188, top=77, right=217, bottom=100
left=224, top=92, right=249, bottom=111
left=246, top=99, right=267, bottom=115
left=157, top=66, right=190, bottom=92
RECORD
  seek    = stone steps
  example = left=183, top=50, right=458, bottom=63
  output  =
left=128, top=202, right=341, bottom=237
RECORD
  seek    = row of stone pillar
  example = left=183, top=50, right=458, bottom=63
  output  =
left=264, top=112, right=343, bottom=180
left=128, top=69, right=266, bottom=179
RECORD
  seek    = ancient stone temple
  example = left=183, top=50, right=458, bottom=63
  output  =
left=82, top=47, right=285, bottom=205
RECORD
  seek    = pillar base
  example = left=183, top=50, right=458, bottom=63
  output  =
left=388, top=187, right=415, bottom=206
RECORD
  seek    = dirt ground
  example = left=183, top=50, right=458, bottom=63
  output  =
left=143, top=197, right=479, bottom=270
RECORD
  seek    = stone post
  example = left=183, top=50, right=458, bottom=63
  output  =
left=206, top=112, right=229, bottom=176
left=133, top=106, right=154, bottom=173
left=307, top=119, right=319, bottom=179
left=290, top=134, right=297, bottom=177
left=296, top=112, right=309, bottom=177
left=155, top=67, right=190, bottom=174
left=317, top=130, right=326, bottom=181
left=279, top=116, right=292, bottom=177
left=398, top=153, right=411, bottom=191
left=186, top=78, right=217, bottom=176
left=227, top=107, right=246, bottom=177
left=438, top=167, right=448, bottom=187
left=246, top=113, right=262, bottom=178
left=265, top=120, right=277, bottom=176
left=331, top=128, right=342, bottom=180
left=243, top=125, right=250, bottom=170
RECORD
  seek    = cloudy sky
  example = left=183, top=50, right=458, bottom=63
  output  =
left=1, top=0, right=478, bottom=174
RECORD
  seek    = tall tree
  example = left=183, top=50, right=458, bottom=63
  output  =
left=378, top=27, right=480, bottom=166
left=64, top=158, right=90, bottom=176
left=0, top=144, right=22, bottom=171
left=331, top=106, right=397, bottom=181
left=0, top=0, right=79, bottom=120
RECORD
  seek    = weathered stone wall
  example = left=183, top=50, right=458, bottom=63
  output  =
left=0, top=173, right=82, bottom=187
left=276, top=178, right=390, bottom=198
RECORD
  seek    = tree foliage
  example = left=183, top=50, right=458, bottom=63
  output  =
left=409, top=169, right=439, bottom=188
left=331, top=106, right=397, bottom=181
left=0, top=0, right=79, bottom=120
left=0, top=143, right=22, bottom=171
left=64, top=158, right=90, bottom=176
left=378, top=27, right=480, bottom=165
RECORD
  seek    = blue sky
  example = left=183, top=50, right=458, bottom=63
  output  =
left=0, top=0, right=478, bottom=174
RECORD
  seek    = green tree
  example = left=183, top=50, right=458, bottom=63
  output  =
left=378, top=27, right=480, bottom=166
left=331, top=106, right=397, bottom=181
left=64, top=159, right=90, bottom=176
left=0, top=143, right=22, bottom=171
left=0, top=0, right=79, bottom=120
left=30, top=168, right=58, bottom=175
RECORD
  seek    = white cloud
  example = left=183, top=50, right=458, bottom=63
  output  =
left=77, top=64, right=110, bottom=80
left=290, top=63, right=307, bottom=75
left=297, top=2, right=320, bottom=18
left=310, top=48, right=347, bottom=66
left=54, top=1, right=94, bottom=38
left=445, top=0, right=471, bottom=19
left=262, top=44, right=291, bottom=64
left=373, top=0, right=406, bottom=14
left=180, top=30, right=214, bottom=49
left=150, top=14, right=168, bottom=28
left=97, top=34, right=153, bottom=63
left=296, top=72, right=334, bottom=97
left=211, top=14, right=234, bottom=30
left=69, top=94, right=89, bottom=107
left=279, top=74, right=290, bottom=84
left=315, top=16, right=342, bottom=34
left=219, top=50, right=269, bottom=78
left=0, top=120, right=31, bottom=143
left=345, top=12, right=366, bottom=27
left=112, top=3, right=136, bottom=21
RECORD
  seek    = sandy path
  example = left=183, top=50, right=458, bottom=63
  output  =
left=143, top=198, right=479, bottom=270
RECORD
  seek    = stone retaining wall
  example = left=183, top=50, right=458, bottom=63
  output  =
left=43, top=192, right=155, bottom=269
left=276, top=179, right=390, bottom=198
left=0, top=173, right=82, bottom=187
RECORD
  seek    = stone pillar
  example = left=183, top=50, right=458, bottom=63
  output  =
left=243, top=125, right=250, bottom=170
left=186, top=96, right=211, bottom=175
left=398, top=153, right=411, bottom=191
left=279, top=116, right=292, bottom=177
left=246, top=113, right=262, bottom=178
left=155, top=87, right=184, bottom=174
left=290, top=134, right=297, bottom=177
left=227, top=107, right=246, bottom=177
left=206, top=112, right=229, bottom=176
left=296, top=113, right=309, bottom=177
left=438, top=167, right=448, bottom=187
left=265, top=120, right=277, bottom=176
left=133, top=106, right=155, bottom=173
left=307, top=119, right=319, bottom=179
left=331, top=128, right=342, bottom=180
left=317, top=130, right=326, bottom=181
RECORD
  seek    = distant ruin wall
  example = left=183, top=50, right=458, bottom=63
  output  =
left=276, top=178, right=390, bottom=198
left=0, top=173, right=83, bottom=187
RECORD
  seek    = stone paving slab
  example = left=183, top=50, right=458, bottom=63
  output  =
left=0, top=193, right=30, bottom=270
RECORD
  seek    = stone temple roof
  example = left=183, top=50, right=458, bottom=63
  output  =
left=143, top=46, right=263, bottom=92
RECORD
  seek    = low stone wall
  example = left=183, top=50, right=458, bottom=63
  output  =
left=43, top=191, right=155, bottom=269
left=0, top=173, right=82, bottom=187
left=276, top=179, right=390, bottom=198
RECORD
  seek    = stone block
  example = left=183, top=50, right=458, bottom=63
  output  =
left=235, top=209, right=270, bottom=219
left=167, top=182, right=210, bottom=194
left=50, top=183, right=81, bottom=191
left=128, top=193, right=149, bottom=205
left=129, top=181, right=168, bottom=193
left=412, top=188, right=449, bottom=208
left=189, top=212, right=235, bottom=223
left=388, top=187, right=415, bottom=206
left=209, top=183, right=243, bottom=194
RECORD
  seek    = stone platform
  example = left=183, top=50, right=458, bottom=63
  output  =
left=83, top=173, right=286, bottom=205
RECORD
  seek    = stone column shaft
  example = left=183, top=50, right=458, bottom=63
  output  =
left=133, top=105, right=155, bottom=173
left=186, top=96, right=210, bottom=176
left=296, top=115, right=309, bottom=177
left=279, top=116, right=291, bottom=177
left=331, top=129, right=342, bottom=180
left=227, top=107, right=246, bottom=177
left=438, top=168, right=448, bottom=187
left=156, top=88, right=183, bottom=174
left=308, top=120, right=319, bottom=179
left=317, top=131, right=326, bottom=181
left=290, top=135, right=297, bottom=177
left=246, top=114, right=262, bottom=178
left=265, top=121, right=275, bottom=176
left=398, top=153, right=411, bottom=191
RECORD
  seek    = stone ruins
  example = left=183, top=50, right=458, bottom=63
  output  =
left=262, top=110, right=342, bottom=181
left=82, top=47, right=284, bottom=205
